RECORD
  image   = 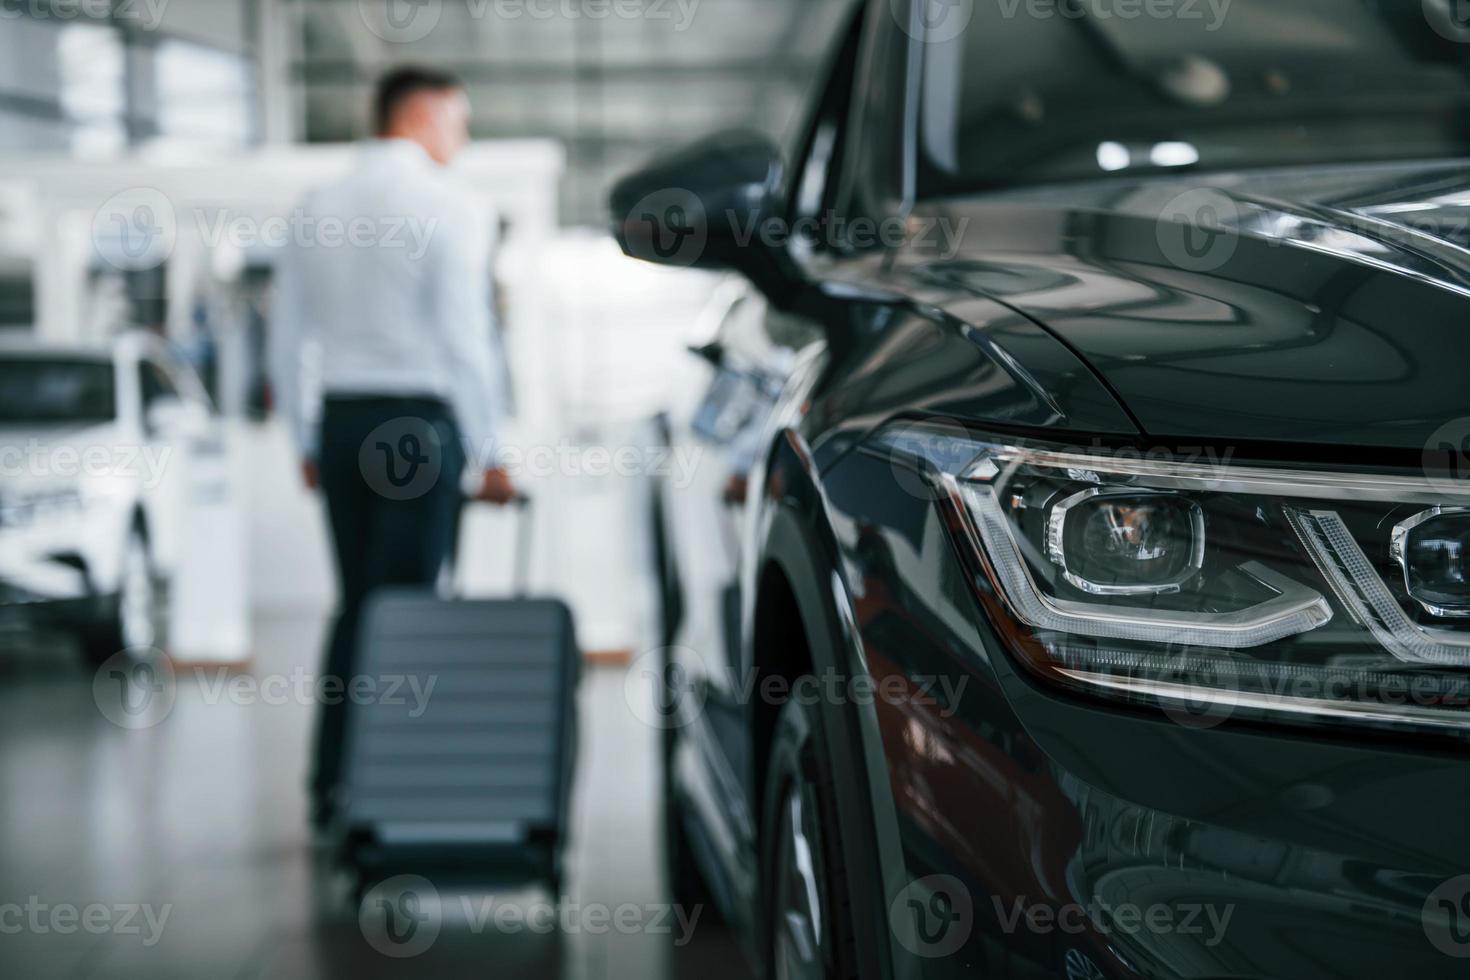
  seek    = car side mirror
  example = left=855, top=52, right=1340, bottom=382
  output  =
left=687, top=341, right=726, bottom=368
left=610, top=131, right=804, bottom=307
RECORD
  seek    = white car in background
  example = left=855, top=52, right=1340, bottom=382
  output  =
left=0, top=332, right=212, bottom=663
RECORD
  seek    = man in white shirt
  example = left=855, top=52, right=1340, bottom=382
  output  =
left=270, top=67, right=518, bottom=827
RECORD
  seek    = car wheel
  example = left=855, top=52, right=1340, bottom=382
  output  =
left=80, top=530, right=165, bottom=666
left=762, top=696, right=859, bottom=980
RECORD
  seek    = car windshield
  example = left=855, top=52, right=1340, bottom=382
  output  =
left=0, top=358, right=116, bottom=424
left=919, top=0, right=1470, bottom=196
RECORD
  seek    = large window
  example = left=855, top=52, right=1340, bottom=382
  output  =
left=0, top=6, right=256, bottom=161
left=58, top=22, right=126, bottom=157
left=152, top=39, right=255, bottom=151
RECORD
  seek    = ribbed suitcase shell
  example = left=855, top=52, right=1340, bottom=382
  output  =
left=339, top=591, right=579, bottom=885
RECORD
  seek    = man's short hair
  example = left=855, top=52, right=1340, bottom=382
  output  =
left=373, top=66, right=463, bottom=135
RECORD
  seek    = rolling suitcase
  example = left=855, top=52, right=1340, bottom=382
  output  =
left=337, top=496, right=579, bottom=894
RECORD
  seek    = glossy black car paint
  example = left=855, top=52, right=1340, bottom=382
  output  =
left=613, top=2, right=1470, bottom=977
left=897, top=161, right=1470, bottom=451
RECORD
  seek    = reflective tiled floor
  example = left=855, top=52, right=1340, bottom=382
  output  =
left=0, top=614, right=751, bottom=979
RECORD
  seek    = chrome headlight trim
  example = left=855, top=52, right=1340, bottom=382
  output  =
left=1044, top=486, right=1206, bottom=596
left=1388, top=506, right=1470, bottom=619
left=1052, top=666, right=1470, bottom=732
left=1291, top=507, right=1470, bottom=667
left=958, top=477, right=1332, bottom=648
left=985, top=446, right=1470, bottom=505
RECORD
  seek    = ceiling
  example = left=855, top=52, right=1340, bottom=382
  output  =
left=286, top=0, right=853, bottom=224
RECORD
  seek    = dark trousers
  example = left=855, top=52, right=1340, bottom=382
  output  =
left=311, top=395, right=465, bottom=809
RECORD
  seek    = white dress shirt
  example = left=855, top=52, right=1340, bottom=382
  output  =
left=269, top=139, right=503, bottom=469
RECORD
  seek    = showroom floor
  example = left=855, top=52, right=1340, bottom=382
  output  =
left=0, top=612, right=751, bottom=980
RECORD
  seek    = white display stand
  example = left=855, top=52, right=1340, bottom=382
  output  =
left=168, top=420, right=251, bottom=663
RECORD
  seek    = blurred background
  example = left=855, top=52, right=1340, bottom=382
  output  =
left=0, top=0, right=849, bottom=976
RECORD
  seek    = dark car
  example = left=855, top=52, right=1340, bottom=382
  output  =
left=612, top=2, right=1470, bottom=978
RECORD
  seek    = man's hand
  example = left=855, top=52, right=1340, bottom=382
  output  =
left=475, top=467, right=518, bottom=505
left=302, top=459, right=320, bottom=490
left=723, top=472, right=749, bottom=506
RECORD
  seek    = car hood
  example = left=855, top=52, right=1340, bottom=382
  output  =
left=905, top=159, right=1470, bottom=452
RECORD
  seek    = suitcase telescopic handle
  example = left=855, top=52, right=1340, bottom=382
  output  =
left=457, top=492, right=532, bottom=597
left=512, top=493, right=532, bottom=597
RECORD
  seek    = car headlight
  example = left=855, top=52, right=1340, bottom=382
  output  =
left=876, top=425, right=1470, bottom=735
left=0, top=485, right=85, bottom=529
